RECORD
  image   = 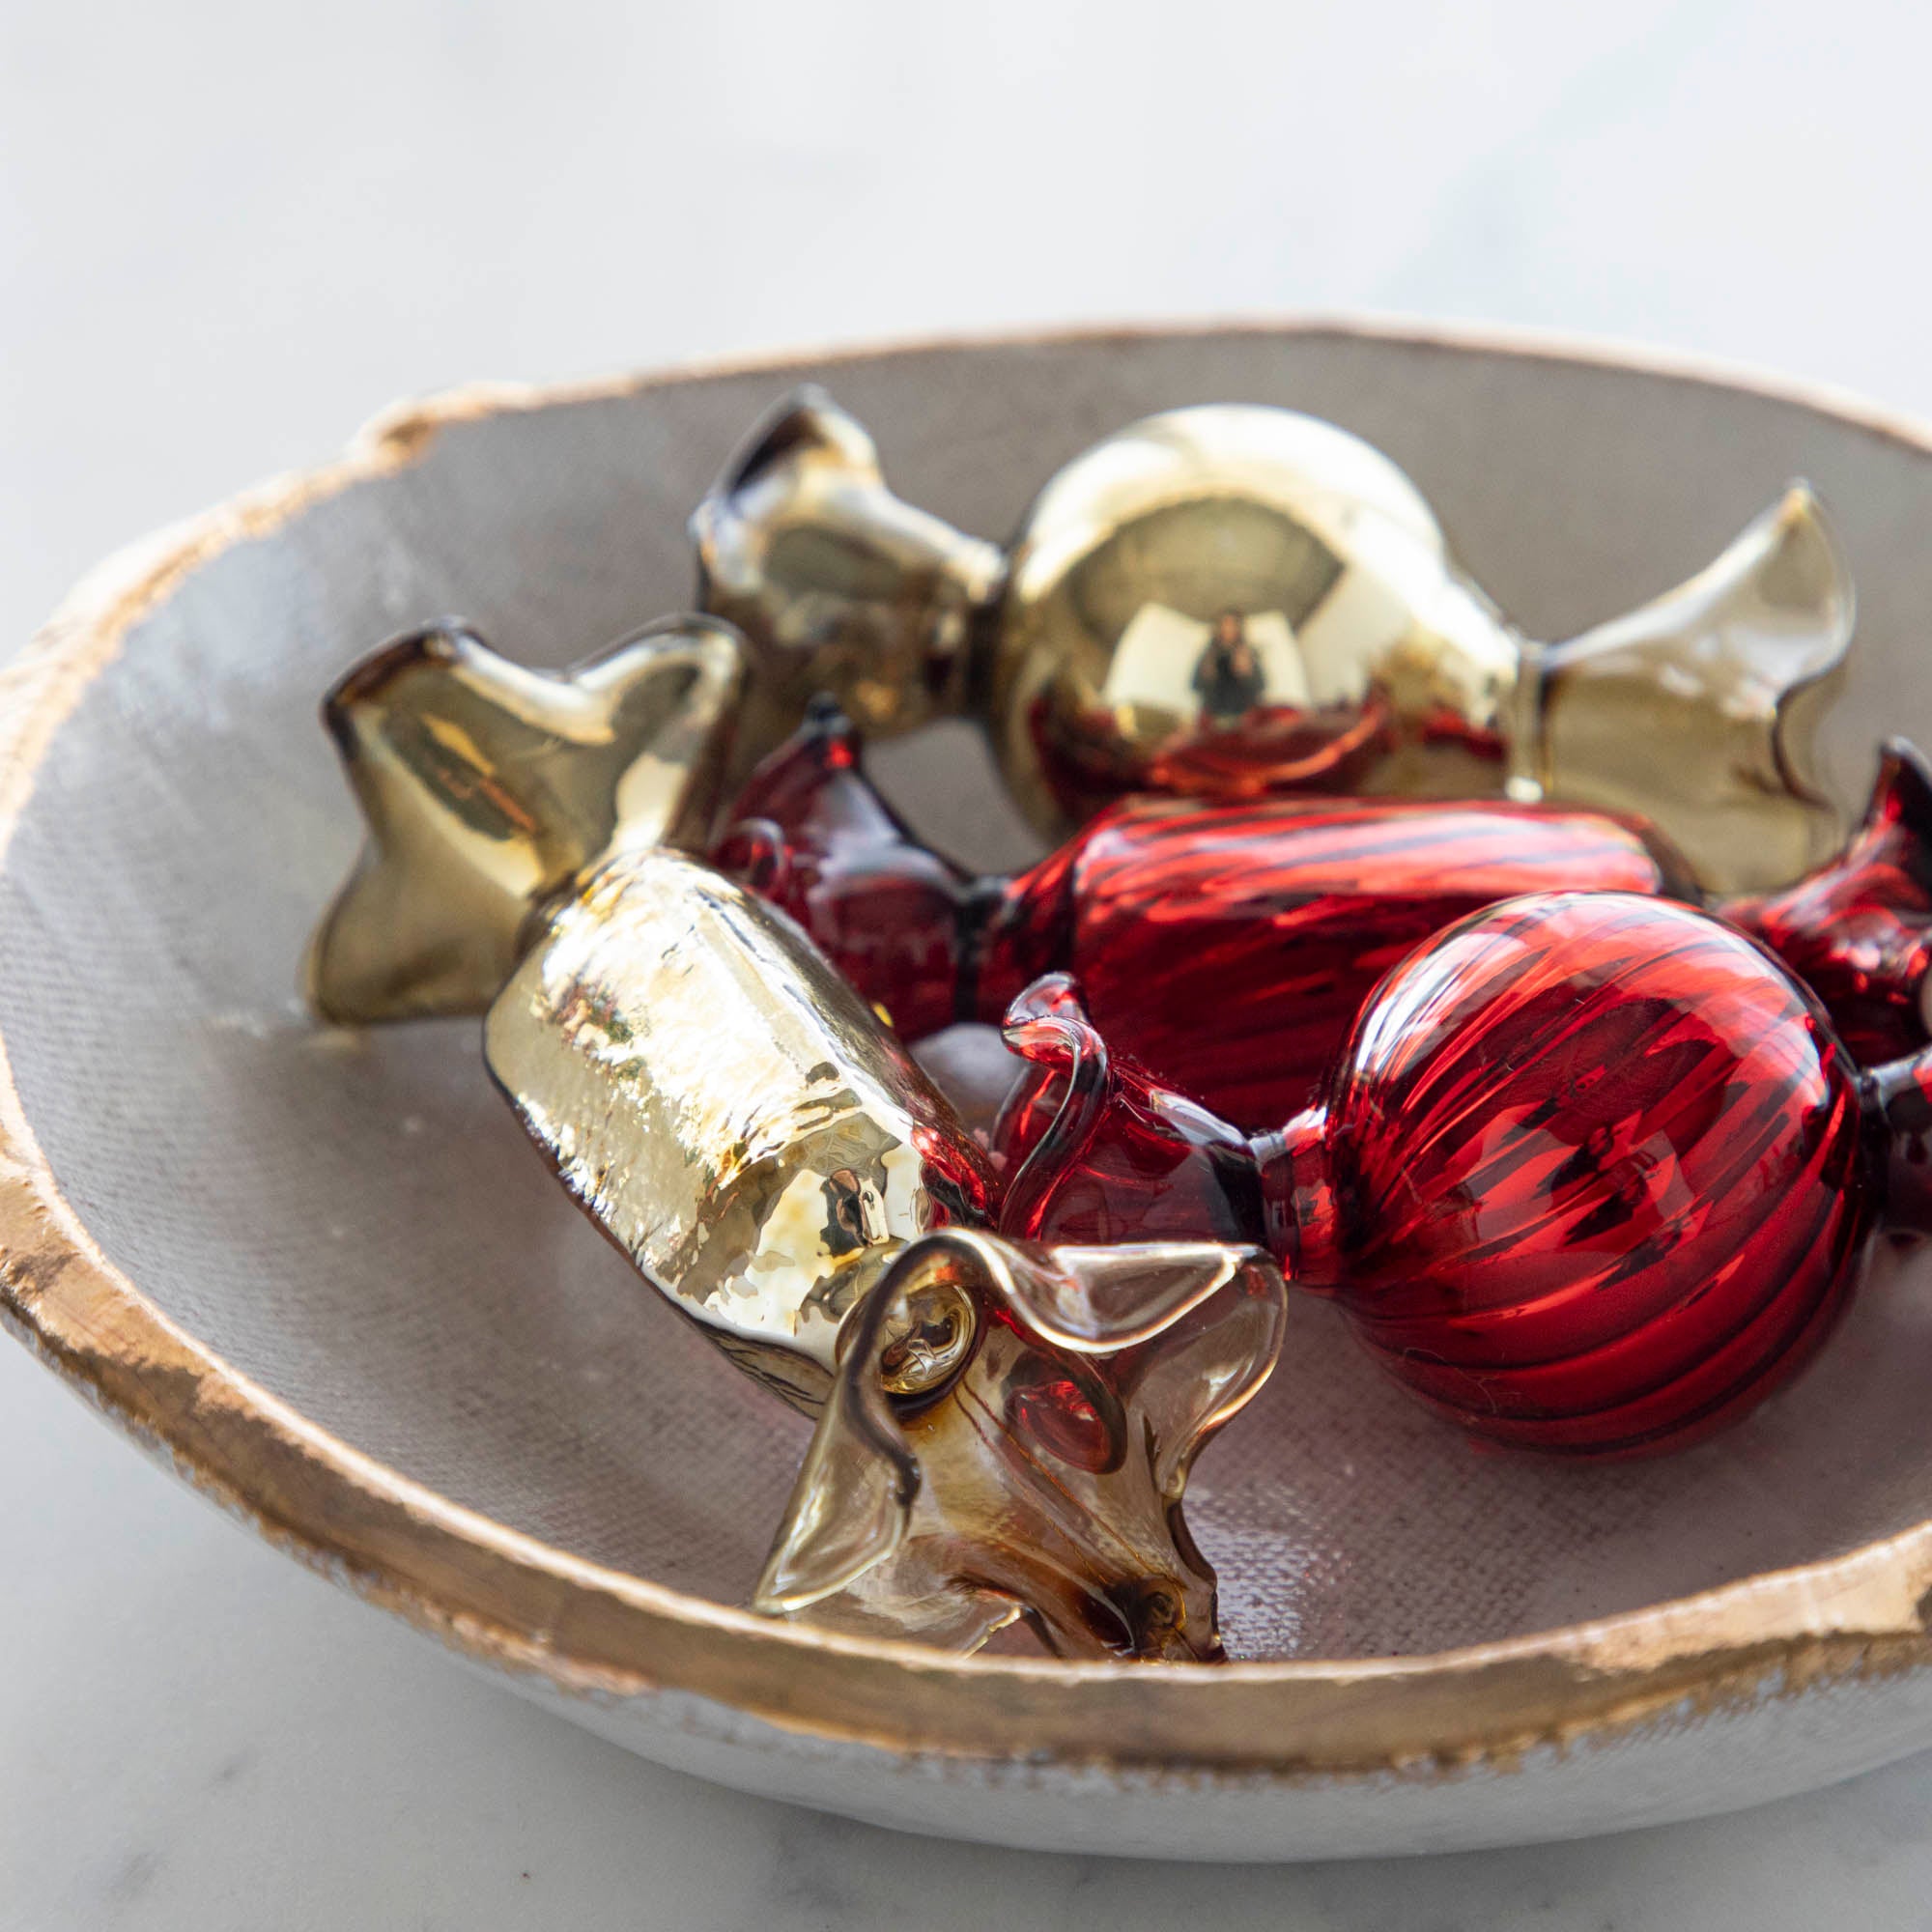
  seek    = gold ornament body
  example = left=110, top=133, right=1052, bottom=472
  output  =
left=986, top=404, right=1523, bottom=834
left=695, top=393, right=1855, bottom=893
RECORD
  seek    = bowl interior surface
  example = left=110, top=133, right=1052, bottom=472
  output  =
left=13, top=327, right=1932, bottom=1664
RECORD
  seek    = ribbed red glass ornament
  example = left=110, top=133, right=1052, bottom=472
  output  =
left=994, top=895, right=1926, bottom=1459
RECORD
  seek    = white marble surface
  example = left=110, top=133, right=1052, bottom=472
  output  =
left=10, top=0, right=1932, bottom=1921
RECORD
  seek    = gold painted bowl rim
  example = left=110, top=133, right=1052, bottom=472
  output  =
left=7, top=315, right=1932, bottom=1782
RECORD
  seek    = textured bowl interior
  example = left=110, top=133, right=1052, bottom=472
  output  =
left=13, top=327, right=1932, bottom=1664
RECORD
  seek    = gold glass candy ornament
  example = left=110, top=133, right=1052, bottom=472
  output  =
left=691, top=389, right=1006, bottom=779
left=306, top=613, right=749, bottom=1024
left=758, top=1229, right=1284, bottom=1660
left=693, top=392, right=1854, bottom=893
left=307, top=613, right=1287, bottom=1659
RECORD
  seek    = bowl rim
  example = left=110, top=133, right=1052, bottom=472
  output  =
left=9, top=312, right=1932, bottom=1783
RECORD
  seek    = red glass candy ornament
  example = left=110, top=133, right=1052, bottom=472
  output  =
left=974, top=791, right=1680, bottom=1127
left=1724, top=740, right=1932, bottom=1063
left=994, top=894, right=1932, bottom=1459
left=714, top=698, right=978, bottom=1041
left=998, top=973, right=1263, bottom=1248
left=716, top=712, right=1932, bottom=1122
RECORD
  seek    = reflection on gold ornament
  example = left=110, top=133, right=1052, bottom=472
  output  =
left=695, top=392, right=1853, bottom=892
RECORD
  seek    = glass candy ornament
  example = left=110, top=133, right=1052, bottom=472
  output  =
left=308, top=613, right=752, bottom=1025
left=716, top=705, right=1932, bottom=1123
left=689, top=395, right=1005, bottom=789
left=991, top=890, right=1932, bottom=1460
left=758, top=1229, right=1284, bottom=1660
left=695, top=390, right=1854, bottom=892
left=1724, top=740, right=1932, bottom=1063
left=307, top=616, right=1286, bottom=1659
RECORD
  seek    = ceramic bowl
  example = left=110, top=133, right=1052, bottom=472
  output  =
left=10, top=320, right=1932, bottom=1861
